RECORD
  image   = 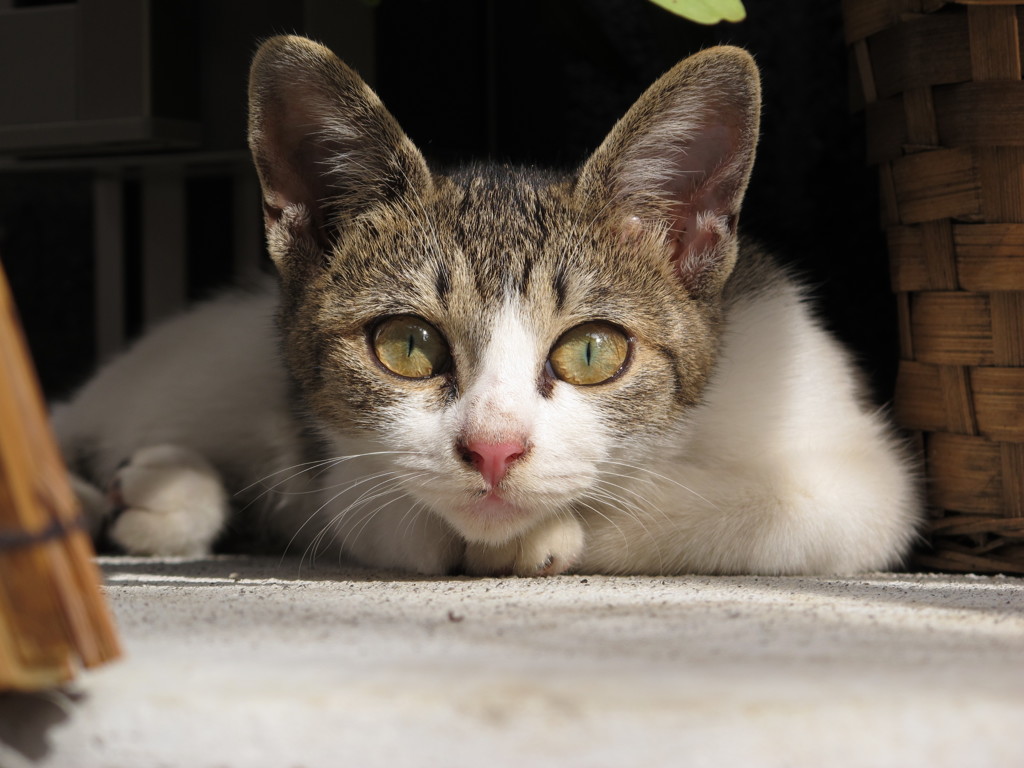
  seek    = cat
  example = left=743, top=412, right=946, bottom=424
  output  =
left=51, top=34, right=921, bottom=576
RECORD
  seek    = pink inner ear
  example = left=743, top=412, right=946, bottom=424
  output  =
left=666, top=185, right=736, bottom=294
left=641, top=123, right=743, bottom=293
left=672, top=214, right=721, bottom=288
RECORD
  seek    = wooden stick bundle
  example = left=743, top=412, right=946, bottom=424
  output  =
left=0, top=262, right=120, bottom=691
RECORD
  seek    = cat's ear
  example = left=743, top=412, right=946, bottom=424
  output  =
left=576, top=47, right=760, bottom=300
left=247, top=35, right=430, bottom=261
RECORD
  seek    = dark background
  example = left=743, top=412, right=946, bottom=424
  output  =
left=0, top=0, right=892, bottom=402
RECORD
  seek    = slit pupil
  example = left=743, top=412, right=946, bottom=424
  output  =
left=407, top=334, right=415, bottom=357
left=585, top=340, right=592, bottom=366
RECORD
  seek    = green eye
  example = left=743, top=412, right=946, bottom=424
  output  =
left=372, top=316, right=451, bottom=379
left=549, top=322, right=630, bottom=386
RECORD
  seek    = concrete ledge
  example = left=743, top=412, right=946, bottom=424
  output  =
left=4, top=557, right=1023, bottom=767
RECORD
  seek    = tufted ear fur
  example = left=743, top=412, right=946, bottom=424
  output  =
left=247, top=35, right=431, bottom=265
left=576, top=47, right=761, bottom=300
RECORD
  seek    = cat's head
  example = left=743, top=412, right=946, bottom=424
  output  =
left=247, top=35, right=760, bottom=545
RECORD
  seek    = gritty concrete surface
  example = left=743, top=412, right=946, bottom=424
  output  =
left=2, top=556, right=1023, bottom=768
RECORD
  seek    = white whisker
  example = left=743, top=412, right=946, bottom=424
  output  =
left=573, top=497, right=627, bottom=544
left=312, top=470, right=428, bottom=556
left=238, top=450, right=429, bottom=505
left=578, top=488, right=666, bottom=574
left=280, top=468, right=418, bottom=563
left=597, top=458, right=722, bottom=512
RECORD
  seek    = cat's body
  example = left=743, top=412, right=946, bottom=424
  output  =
left=53, top=36, right=921, bottom=575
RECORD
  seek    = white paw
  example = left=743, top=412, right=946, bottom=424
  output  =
left=464, top=515, right=585, bottom=577
left=106, top=444, right=228, bottom=557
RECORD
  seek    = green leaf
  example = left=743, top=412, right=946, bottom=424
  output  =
left=647, top=0, right=747, bottom=25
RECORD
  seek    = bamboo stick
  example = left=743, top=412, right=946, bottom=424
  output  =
left=0, top=262, right=120, bottom=691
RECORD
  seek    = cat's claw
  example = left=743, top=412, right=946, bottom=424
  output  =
left=104, top=444, right=229, bottom=557
left=464, top=515, right=585, bottom=577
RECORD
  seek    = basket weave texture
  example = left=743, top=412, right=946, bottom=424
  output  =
left=844, top=0, right=1024, bottom=572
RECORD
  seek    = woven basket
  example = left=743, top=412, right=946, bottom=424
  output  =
left=844, top=0, right=1024, bottom=572
left=0, top=262, right=120, bottom=691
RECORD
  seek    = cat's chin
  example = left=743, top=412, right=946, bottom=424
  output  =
left=473, top=491, right=521, bottom=519
left=446, top=492, right=540, bottom=545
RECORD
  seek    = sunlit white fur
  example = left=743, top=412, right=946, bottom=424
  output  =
left=579, top=279, right=918, bottom=575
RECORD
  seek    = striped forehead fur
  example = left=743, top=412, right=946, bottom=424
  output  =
left=294, top=159, right=720, bottom=438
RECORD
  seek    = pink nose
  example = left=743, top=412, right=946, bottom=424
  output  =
left=460, top=440, right=526, bottom=488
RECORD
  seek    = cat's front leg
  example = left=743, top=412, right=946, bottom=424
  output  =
left=104, top=444, right=229, bottom=557
left=332, top=505, right=465, bottom=575
left=464, top=514, right=585, bottom=576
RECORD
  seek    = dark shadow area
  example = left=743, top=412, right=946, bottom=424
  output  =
left=0, top=689, right=80, bottom=764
